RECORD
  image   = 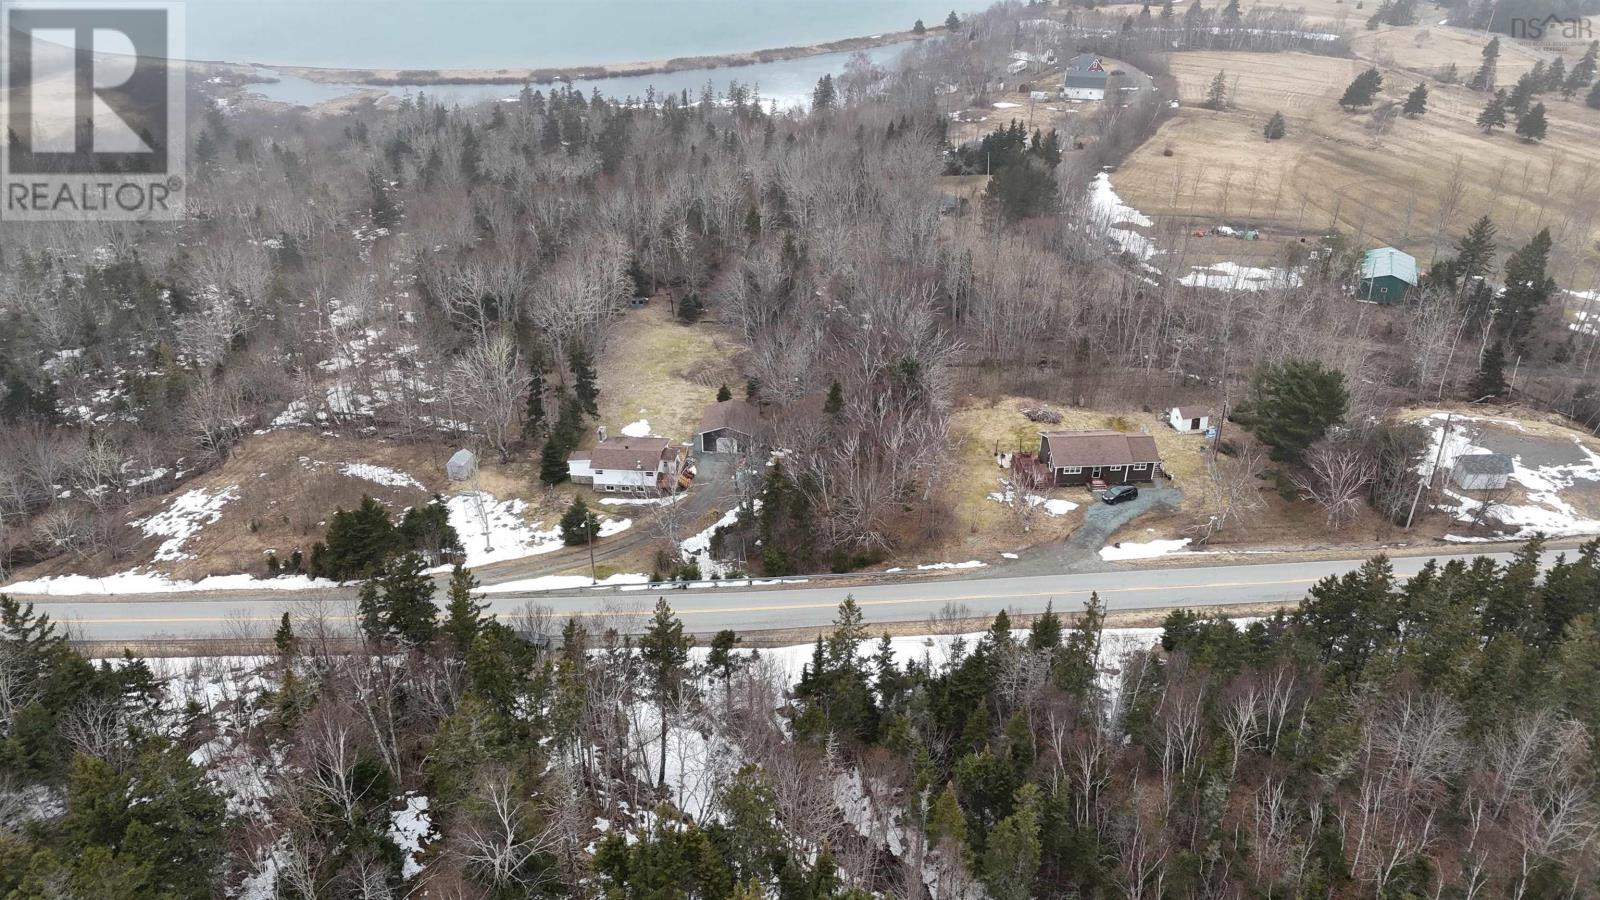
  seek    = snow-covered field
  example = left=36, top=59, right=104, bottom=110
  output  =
left=438, top=491, right=563, bottom=569
left=1178, top=261, right=1301, bottom=292
left=339, top=462, right=425, bottom=491
left=0, top=571, right=338, bottom=596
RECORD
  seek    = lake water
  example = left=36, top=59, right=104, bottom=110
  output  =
left=184, top=0, right=960, bottom=70
left=249, top=42, right=911, bottom=109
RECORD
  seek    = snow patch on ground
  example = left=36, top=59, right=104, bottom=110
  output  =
left=600, top=494, right=686, bottom=506
left=1099, top=538, right=1192, bottom=560
left=598, top=517, right=632, bottom=537
left=339, top=462, right=425, bottom=491
left=389, top=794, right=433, bottom=880
left=987, top=482, right=1079, bottom=516
left=681, top=503, right=754, bottom=577
left=885, top=560, right=988, bottom=573
left=479, top=572, right=651, bottom=594
left=620, top=418, right=653, bottom=437
left=1089, top=172, right=1157, bottom=262
left=0, top=571, right=338, bottom=596
left=1179, top=261, right=1302, bottom=291
left=1416, top=414, right=1600, bottom=540
left=442, top=491, right=562, bottom=569
left=134, top=485, right=240, bottom=561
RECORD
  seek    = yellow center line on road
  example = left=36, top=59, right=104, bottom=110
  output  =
left=63, top=576, right=1321, bottom=626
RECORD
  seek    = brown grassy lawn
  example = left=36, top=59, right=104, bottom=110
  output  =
left=914, top=395, right=1216, bottom=560
left=1115, top=38, right=1600, bottom=285
left=590, top=300, right=742, bottom=450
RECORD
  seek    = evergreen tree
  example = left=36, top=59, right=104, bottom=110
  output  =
left=912, top=18, right=926, bottom=34
left=1507, top=73, right=1537, bottom=117
left=1470, top=342, right=1508, bottom=398
left=1500, top=228, right=1555, bottom=350
left=357, top=579, right=384, bottom=641
left=706, top=629, right=742, bottom=681
left=522, top=364, right=546, bottom=438
left=1590, top=80, right=1600, bottom=109
left=1244, top=359, right=1350, bottom=463
left=442, top=563, right=486, bottom=653
left=569, top=342, right=600, bottom=416
left=1454, top=215, right=1498, bottom=282
left=314, top=495, right=400, bottom=580
left=638, top=598, right=692, bottom=786
left=824, top=380, right=844, bottom=415
left=1338, top=67, right=1384, bottom=108
left=368, top=170, right=399, bottom=229
left=945, top=10, right=962, bottom=29
left=560, top=496, right=599, bottom=546
left=1566, top=41, right=1598, bottom=98
left=273, top=612, right=295, bottom=655
left=1469, top=36, right=1500, bottom=91
left=1546, top=56, right=1567, bottom=93
left=1263, top=111, right=1287, bottom=139
left=812, top=74, right=836, bottom=111
left=985, top=159, right=1057, bottom=220
left=716, top=383, right=733, bottom=402
left=1515, top=101, right=1548, bottom=141
left=1204, top=70, right=1229, bottom=109
left=981, top=783, right=1043, bottom=900
left=539, top=434, right=571, bottom=485
left=380, top=552, right=438, bottom=645
left=1477, top=89, right=1510, bottom=131
left=1403, top=82, right=1428, bottom=117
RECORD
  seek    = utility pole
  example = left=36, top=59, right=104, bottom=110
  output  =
left=1406, top=412, right=1452, bottom=530
left=587, top=516, right=597, bottom=585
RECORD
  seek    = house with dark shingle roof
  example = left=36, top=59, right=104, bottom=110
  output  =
left=1064, top=53, right=1108, bottom=101
left=1035, top=429, right=1163, bottom=487
left=568, top=436, right=683, bottom=495
left=696, top=399, right=763, bottom=454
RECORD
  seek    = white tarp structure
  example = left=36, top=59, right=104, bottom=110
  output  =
left=446, top=448, right=477, bottom=481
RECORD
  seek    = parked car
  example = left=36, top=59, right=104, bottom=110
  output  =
left=1101, top=484, right=1139, bottom=505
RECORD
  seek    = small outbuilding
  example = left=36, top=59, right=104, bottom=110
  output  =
left=446, top=448, right=477, bottom=481
left=696, top=399, right=763, bottom=454
left=1359, top=247, right=1418, bottom=304
left=1168, top=406, right=1211, bottom=434
left=1452, top=454, right=1514, bottom=491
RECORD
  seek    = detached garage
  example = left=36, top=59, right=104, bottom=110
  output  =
left=696, top=399, right=762, bottom=454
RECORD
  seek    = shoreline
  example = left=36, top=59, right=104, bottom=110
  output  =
left=227, top=25, right=936, bottom=88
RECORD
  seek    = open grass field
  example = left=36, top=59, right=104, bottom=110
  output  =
left=1114, top=28, right=1600, bottom=292
left=590, top=300, right=742, bottom=449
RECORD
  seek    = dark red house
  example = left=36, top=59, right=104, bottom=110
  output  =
left=1030, top=430, right=1163, bottom=487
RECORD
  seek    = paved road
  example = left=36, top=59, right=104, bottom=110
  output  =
left=35, top=545, right=1562, bottom=643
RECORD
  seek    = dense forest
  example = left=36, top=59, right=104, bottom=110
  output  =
left=3, top=536, right=1600, bottom=897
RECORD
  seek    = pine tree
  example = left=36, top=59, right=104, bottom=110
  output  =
left=569, top=343, right=600, bottom=416
left=812, top=74, right=836, bottom=111
left=522, top=365, right=546, bottom=438
left=273, top=612, right=295, bottom=655
left=1161, top=0, right=1175, bottom=19
left=1221, top=0, right=1241, bottom=22
left=1245, top=359, right=1350, bottom=463
left=1590, top=80, right=1600, bottom=109
left=1546, top=56, right=1567, bottom=93
left=1568, top=41, right=1599, bottom=98
left=1471, top=342, right=1507, bottom=398
left=442, top=563, right=486, bottom=653
left=1515, top=102, right=1548, bottom=141
left=981, top=783, right=1043, bottom=900
left=824, top=380, right=844, bottom=415
left=716, top=383, right=733, bottom=402
left=316, top=495, right=400, bottom=580
left=926, top=781, right=968, bottom=848
left=539, top=435, right=570, bottom=485
left=1403, top=82, right=1428, bottom=117
left=912, top=18, right=926, bottom=34
left=1477, top=89, right=1509, bottom=131
left=1028, top=602, right=1063, bottom=651
left=381, top=552, right=438, bottom=645
left=706, top=629, right=742, bottom=681
left=945, top=10, right=962, bottom=29
left=639, top=598, right=691, bottom=786
left=1454, top=216, right=1498, bottom=282
left=1507, top=73, right=1537, bottom=117
left=1263, top=111, right=1287, bottom=139
left=357, top=579, right=385, bottom=641
left=560, top=497, right=598, bottom=546
left=1204, top=70, right=1229, bottom=109
left=1469, top=36, right=1500, bottom=91
left=368, top=170, right=399, bottom=229
left=1339, top=67, right=1384, bottom=108
left=1501, top=229, right=1555, bottom=350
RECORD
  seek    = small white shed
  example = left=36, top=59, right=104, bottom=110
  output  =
left=446, top=448, right=478, bottom=481
left=1168, top=406, right=1211, bottom=434
left=1452, top=454, right=1513, bottom=491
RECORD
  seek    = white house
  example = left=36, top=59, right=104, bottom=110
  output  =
left=1063, top=53, right=1108, bottom=101
left=1168, top=406, right=1211, bottom=434
left=1452, top=454, right=1513, bottom=491
left=568, top=436, right=682, bottom=495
